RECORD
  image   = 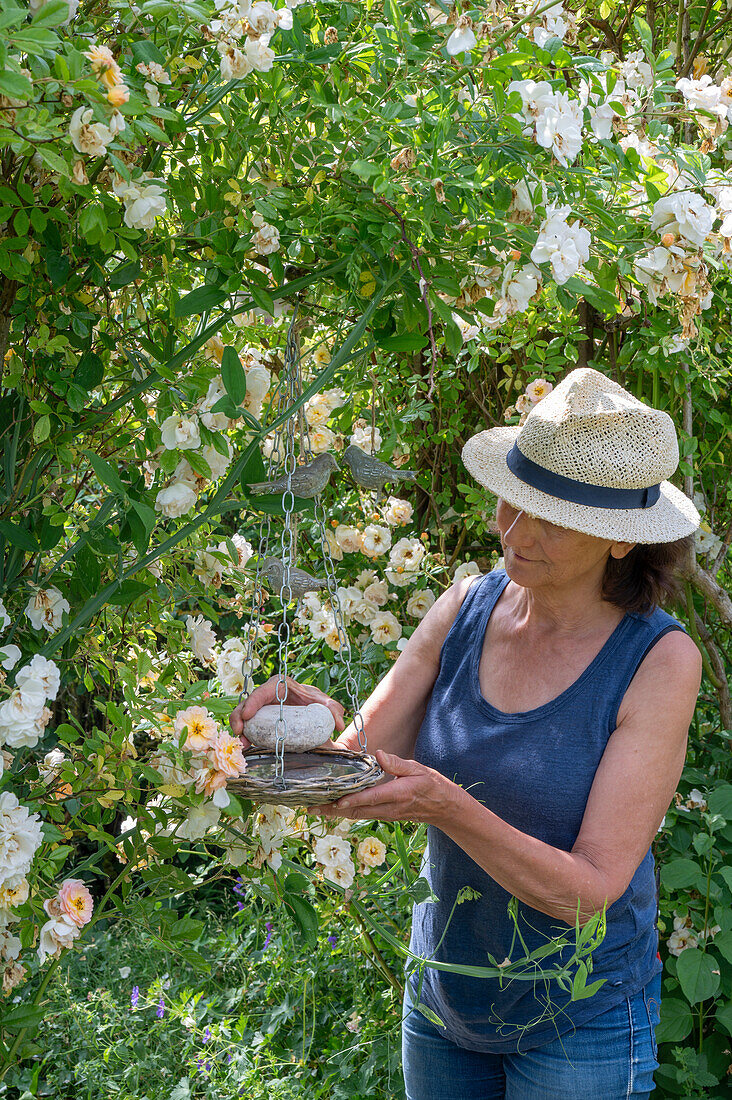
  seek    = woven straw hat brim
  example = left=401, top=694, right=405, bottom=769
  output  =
left=462, top=426, right=701, bottom=544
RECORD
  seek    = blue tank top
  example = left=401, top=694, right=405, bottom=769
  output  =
left=408, top=567, right=687, bottom=1053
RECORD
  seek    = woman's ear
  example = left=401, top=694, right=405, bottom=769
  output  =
left=609, top=541, right=636, bottom=560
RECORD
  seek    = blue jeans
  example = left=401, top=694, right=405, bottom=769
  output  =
left=402, top=971, right=662, bottom=1099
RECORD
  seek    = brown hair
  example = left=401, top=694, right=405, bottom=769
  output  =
left=602, top=535, right=694, bottom=616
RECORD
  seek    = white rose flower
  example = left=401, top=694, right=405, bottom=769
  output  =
left=186, top=614, right=217, bottom=665
left=406, top=589, right=436, bottom=619
left=16, top=655, right=60, bottom=701
left=530, top=203, right=591, bottom=285
left=25, top=587, right=70, bottom=633
left=0, top=792, right=44, bottom=889
left=385, top=567, right=419, bottom=588
left=244, top=364, right=271, bottom=419
left=363, top=580, right=389, bottom=607
left=321, top=854, right=355, bottom=888
left=201, top=442, right=232, bottom=481
left=649, top=192, right=715, bottom=248
left=37, top=914, right=80, bottom=964
left=534, top=92, right=584, bottom=166
left=251, top=211, right=280, bottom=254
left=452, top=561, right=481, bottom=583
left=350, top=424, right=382, bottom=454
left=245, top=34, right=276, bottom=73
left=155, top=482, right=197, bottom=517
left=219, top=45, right=252, bottom=80
left=309, top=610, right=336, bottom=639
left=309, top=425, right=337, bottom=455
left=446, top=18, right=476, bottom=58
left=369, top=610, right=402, bottom=645
left=0, top=646, right=21, bottom=671
left=666, top=927, right=698, bottom=955
left=0, top=599, right=10, bottom=632
left=383, top=497, right=414, bottom=526
left=175, top=801, right=221, bottom=841
left=389, top=537, right=426, bottom=571
left=335, top=525, right=362, bottom=553
left=335, top=585, right=363, bottom=621
left=160, top=413, right=201, bottom=451
left=38, top=747, right=67, bottom=784
left=314, top=833, right=351, bottom=865
left=69, top=107, right=113, bottom=157
left=351, top=599, right=378, bottom=626
left=112, top=176, right=167, bottom=230
left=361, top=524, right=392, bottom=559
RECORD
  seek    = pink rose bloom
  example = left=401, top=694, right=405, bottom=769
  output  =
left=57, top=878, right=94, bottom=927
left=193, top=765, right=229, bottom=798
left=208, top=731, right=247, bottom=778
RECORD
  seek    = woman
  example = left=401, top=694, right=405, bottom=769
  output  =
left=230, top=367, right=703, bottom=1099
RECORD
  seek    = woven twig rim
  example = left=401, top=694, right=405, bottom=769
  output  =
left=228, top=747, right=384, bottom=807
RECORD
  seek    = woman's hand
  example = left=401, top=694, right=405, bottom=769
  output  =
left=308, top=750, right=457, bottom=826
left=229, top=675, right=346, bottom=750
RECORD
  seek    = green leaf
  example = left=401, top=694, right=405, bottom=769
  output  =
left=82, top=451, right=128, bottom=498
left=174, top=283, right=227, bottom=317
left=109, top=259, right=141, bottom=288
left=246, top=493, right=315, bottom=516
left=107, top=580, right=152, bottom=606
left=74, top=351, right=105, bottom=391
left=660, top=858, right=702, bottom=890
left=656, top=997, right=693, bottom=1043
left=377, top=332, right=428, bottom=352
left=675, top=948, right=720, bottom=1005
left=0, top=71, right=33, bottom=100
left=31, top=0, right=69, bottom=26
left=169, top=916, right=204, bottom=941
left=707, top=784, right=732, bottom=819
left=0, top=520, right=39, bottom=552
left=0, top=1004, right=46, bottom=1032
left=284, top=894, right=319, bottom=943
left=712, top=930, right=732, bottom=965
left=33, top=414, right=51, bottom=443
left=715, top=999, right=732, bottom=1037
left=221, top=345, right=247, bottom=405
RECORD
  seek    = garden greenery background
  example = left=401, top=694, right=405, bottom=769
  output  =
left=0, top=0, right=731, bottom=1095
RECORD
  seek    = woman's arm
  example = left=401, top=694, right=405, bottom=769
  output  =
left=318, top=630, right=703, bottom=927
left=230, top=576, right=480, bottom=757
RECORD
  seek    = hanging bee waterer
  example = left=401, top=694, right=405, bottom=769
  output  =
left=228, top=307, right=383, bottom=807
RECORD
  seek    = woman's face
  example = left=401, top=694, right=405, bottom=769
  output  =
left=495, top=498, right=632, bottom=589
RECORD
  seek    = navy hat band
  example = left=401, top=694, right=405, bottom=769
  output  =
left=505, top=442, right=662, bottom=510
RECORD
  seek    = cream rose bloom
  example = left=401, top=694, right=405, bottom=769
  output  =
left=309, top=425, right=337, bottom=455
left=389, top=537, right=425, bottom=571
left=361, top=524, right=392, bottom=559
left=69, top=107, right=113, bottom=156
left=363, top=580, right=389, bottom=607
left=160, top=413, right=201, bottom=451
left=334, top=525, right=362, bottom=553
left=24, top=586, right=70, bottom=632
left=174, top=705, right=218, bottom=753
left=0, top=793, right=44, bottom=889
left=356, top=836, right=387, bottom=874
left=383, top=496, right=414, bottom=526
left=385, top=567, right=419, bottom=588
left=406, top=589, right=436, bottom=619
left=453, top=560, right=481, bottom=583
left=369, top=610, right=402, bottom=645
left=155, top=482, right=197, bottom=517
left=38, top=914, right=80, bottom=964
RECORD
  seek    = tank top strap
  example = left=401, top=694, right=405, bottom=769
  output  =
left=605, top=607, right=690, bottom=731
left=438, top=569, right=509, bottom=667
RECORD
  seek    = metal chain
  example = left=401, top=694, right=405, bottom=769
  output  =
left=299, top=363, right=368, bottom=753
left=272, top=307, right=300, bottom=784
left=236, top=317, right=295, bottom=716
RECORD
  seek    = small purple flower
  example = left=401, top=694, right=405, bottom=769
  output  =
left=157, top=995, right=165, bottom=1019
left=227, top=1052, right=233, bottom=1064
left=130, top=985, right=139, bottom=1009
left=233, top=876, right=246, bottom=896
left=236, top=900, right=245, bottom=912
left=205, top=1061, right=211, bottom=1072
left=327, top=934, right=338, bottom=948
left=202, top=1027, right=211, bottom=1043
left=263, top=921, right=273, bottom=949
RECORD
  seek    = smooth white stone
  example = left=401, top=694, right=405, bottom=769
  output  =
left=242, top=702, right=336, bottom=751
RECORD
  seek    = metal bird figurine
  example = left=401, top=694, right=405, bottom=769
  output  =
left=342, top=445, right=417, bottom=492
left=248, top=452, right=339, bottom=498
left=259, top=557, right=328, bottom=599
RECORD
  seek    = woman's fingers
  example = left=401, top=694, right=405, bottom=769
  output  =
left=228, top=676, right=347, bottom=737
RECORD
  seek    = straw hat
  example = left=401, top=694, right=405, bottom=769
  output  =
left=461, top=367, right=701, bottom=544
